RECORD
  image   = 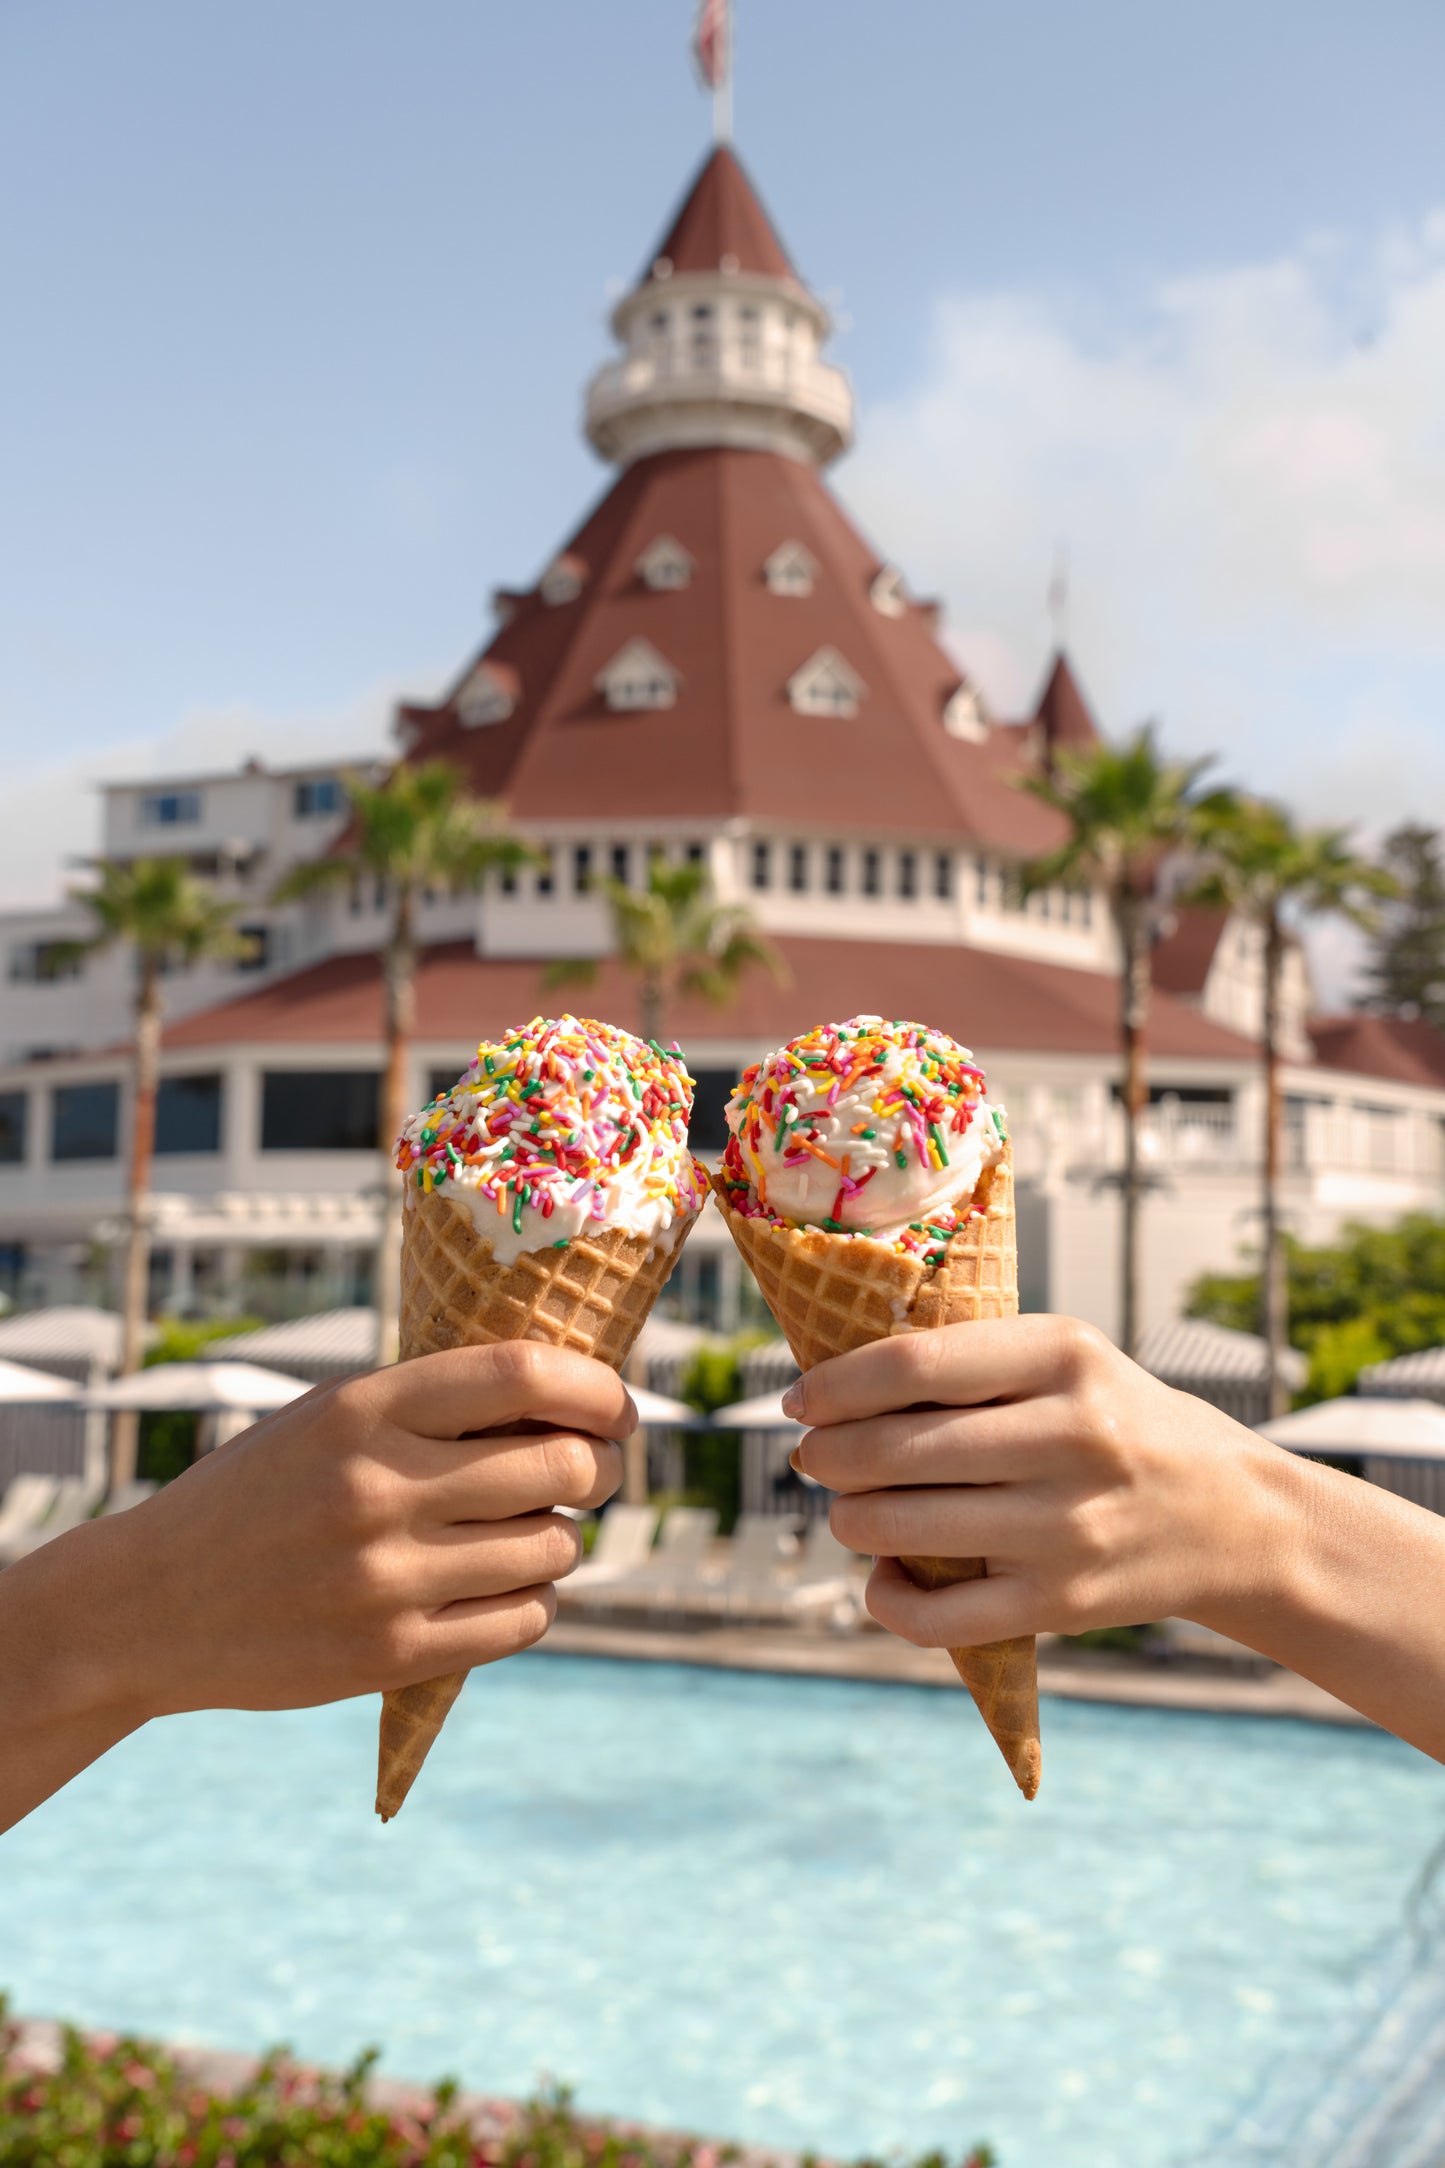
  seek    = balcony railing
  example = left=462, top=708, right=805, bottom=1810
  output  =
left=586, top=348, right=854, bottom=443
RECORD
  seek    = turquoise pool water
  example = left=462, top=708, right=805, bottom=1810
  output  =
left=4, top=1657, right=1443, bottom=2167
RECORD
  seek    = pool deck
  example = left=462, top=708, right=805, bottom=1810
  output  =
left=540, top=1617, right=1366, bottom=1727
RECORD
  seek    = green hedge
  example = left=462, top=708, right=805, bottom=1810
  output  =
left=0, top=2001, right=994, bottom=2167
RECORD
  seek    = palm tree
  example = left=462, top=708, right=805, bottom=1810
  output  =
left=1188, top=796, right=1395, bottom=1415
left=1021, top=726, right=1215, bottom=1357
left=68, top=857, right=254, bottom=1491
left=274, top=761, right=532, bottom=1363
left=547, top=855, right=783, bottom=1047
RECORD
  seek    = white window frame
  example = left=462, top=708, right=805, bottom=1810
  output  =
left=596, top=638, right=679, bottom=713
left=787, top=647, right=865, bottom=720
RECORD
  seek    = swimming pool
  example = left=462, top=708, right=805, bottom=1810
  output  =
left=4, top=1657, right=1443, bottom=2167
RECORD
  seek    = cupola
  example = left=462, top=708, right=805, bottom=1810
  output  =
left=585, top=146, right=853, bottom=471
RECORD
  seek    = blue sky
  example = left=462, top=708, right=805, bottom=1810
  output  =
left=4, top=2, right=1445, bottom=950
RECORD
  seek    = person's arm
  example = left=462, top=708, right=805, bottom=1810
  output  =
left=0, top=1342, right=630, bottom=1833
left=785, top=1316, right=1445, bottom=1762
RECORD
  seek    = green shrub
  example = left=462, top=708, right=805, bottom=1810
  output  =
left=1188, top=1213, right=1445, bottom=1403
left=0, top=2000, right=994, bottom=2167
left=137, top=1316, right=265, bottom=1485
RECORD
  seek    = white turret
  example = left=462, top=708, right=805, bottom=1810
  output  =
left=584, top=146, right=853, bottom=469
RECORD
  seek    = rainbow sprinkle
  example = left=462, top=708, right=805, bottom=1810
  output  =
left=396, top=1015, right=707, bottom=1228
left=719, top=1016, right=1006, bottom=1268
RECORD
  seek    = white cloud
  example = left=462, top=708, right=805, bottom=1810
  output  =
left=842, top=210, right=1445, bottom=824
left=0, top=676, right=420, bottom=911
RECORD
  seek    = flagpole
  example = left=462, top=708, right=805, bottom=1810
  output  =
left=714, top=1, right=733, bottom=142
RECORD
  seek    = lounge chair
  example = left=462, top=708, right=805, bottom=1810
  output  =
left=783, top=1518, right=868, bottom=1628
left=698, top=1512, right=800, bottom=1617
left=561, top=1502, right=660, bottom=1596
left=703, top=1515, right=866, bottom=1629
left=584, top=1505, right=720, bottom=1614
left=0, top=1474, right=61, bottom=1554
left=0, top=1477, right=103, bottom=1565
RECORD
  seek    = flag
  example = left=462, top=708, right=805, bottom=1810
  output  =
left=693, top=0, right=729, bottom=91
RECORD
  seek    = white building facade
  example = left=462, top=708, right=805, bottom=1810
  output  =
left=0, top=146, right=1441, bottom=1335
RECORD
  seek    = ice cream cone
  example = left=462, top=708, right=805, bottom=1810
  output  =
left=712, top=1149, right=1041, bottom=1800
left=376, top=1189, right=696, bottom=1821
left=376, top=1014, right=706, bottom=1822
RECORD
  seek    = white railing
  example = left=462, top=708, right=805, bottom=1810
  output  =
left=586, top=349, right=854, bottom=436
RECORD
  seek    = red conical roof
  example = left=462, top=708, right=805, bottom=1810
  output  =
left=644, top=145, right=797, bottom=283
left=398, top=445, right=1065, bottom=856
left=1033, top=651, right=1101, bottom=756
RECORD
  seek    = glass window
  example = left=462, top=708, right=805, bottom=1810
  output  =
left=934, top=852, right=953, bottom=901
left=789, top=843, right=808, bottom=893
left=535, top=848, right=555, bottom=897
left=610, top=843, right=630, bottom=886
left=862, top=848, right=881, bottom=897
left=825, top=846, right=846, bottom=896
left=573, top=845, right=593, bottom=895
left=0, top=1092, right=27, bottom=1165
left=8, top=940, right=82, bottom=984
left=751, top=840, right=771, bottom=891
left=155, top=1074, right=222, bottom=1155
left=898, top=851, right=917, bottom=900
left=429, top=1066, right=466, bottom=1104
left=691, top=303, right=717, bottom=367
left=975, top=857, right=990, bottom=908
left=140, top=791, right=202, bottom=828
left=51, top=1081, right=119, bottom=1161
left=500, top=865, right=518, bottom=896
left=236, top=924, right=268, bottom=972
left=1080, top=887, right=1094, bottom=929
left=293, top=777, right=343, bottom=818
left=260, top=1071, right=380, bottom=1152
left=689, top=1069, right=738, bottom=1155
left=685, top=841, right=706, bottom=865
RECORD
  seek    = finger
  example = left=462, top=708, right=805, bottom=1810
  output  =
left=409, top=1511, right=584, bottom=1605
left=359, top=1343, right=638, bottom=1445
left=797, top=1399, right=1069, bottom=1494
left=423, top=1433, right=623, bottom=1523
left=830, top=1485, right=1034, bottom=1563
left=384, top=1584, right=559, bottom=1687
left=784, top=1315, right=1102, bottom=1430
left=866, top=1554, right=1040, bottom=1647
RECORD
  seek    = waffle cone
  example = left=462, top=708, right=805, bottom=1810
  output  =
left=711, top=1148, right=1040, bottom=1800
left=376, top=1186, right=696, bottom=1821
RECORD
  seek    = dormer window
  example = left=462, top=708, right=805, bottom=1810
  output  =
left=596, top=638, right=679, bottom=713
left=788, top=648, right=865, bottom=720
left=455, top=662, right=519, bottom=728
left=869, top=564, right=909, bottom=619
left=540, top=553, right=586, bottom=607
left=943, top=683, right=990, bottom=742
left=764, top=541, right=817, bottom=598
left=636, top=535, right=693, bottom=592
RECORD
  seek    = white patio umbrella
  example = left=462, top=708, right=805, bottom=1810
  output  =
left=1260, top=1397, right=1445, bottom=1461
left=626, top=1383, right=698, bottom=1427
left=713, top=1388, right=804, bottom=1431
left=0, top=1358, right=82, bottom=1404
left=82, top=1362, right=311, bottom=1414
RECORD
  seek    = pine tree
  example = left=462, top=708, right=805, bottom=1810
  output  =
left=1362, top=823, right=1445, bottom=1027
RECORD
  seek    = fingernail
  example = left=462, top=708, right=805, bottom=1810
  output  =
left=780, top=1379, right=805, bottom=1420
left=788, top=1445, right=806, bottom=1476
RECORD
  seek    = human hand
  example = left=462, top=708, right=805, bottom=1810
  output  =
left=785, top=1316, right=1301, bottom=1648
left=23, top=1343, right=629, bottom=1732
